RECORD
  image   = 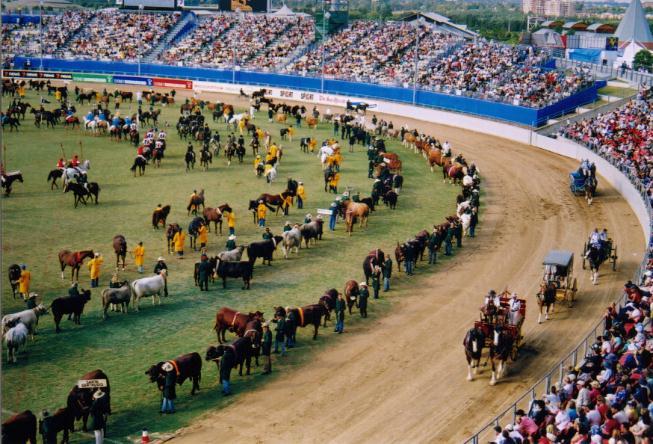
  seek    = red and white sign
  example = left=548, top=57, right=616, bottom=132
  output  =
left=152, top=77, right=192, bottom=89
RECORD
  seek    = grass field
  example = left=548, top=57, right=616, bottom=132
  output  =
left=1, top=89, right=458, bottom=442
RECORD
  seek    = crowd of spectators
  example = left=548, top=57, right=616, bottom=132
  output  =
left=161, top=14, right=314, bottom=69
left=65, top=10, right=180, bottom=61
left=2, top=11, right=96, bottom=57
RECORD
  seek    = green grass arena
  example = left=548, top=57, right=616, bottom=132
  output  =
left=2, top=89, right=459, bottom=442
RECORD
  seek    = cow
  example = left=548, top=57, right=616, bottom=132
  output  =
left=247, top=235, right=283, bottom=266
left=281, top=226, right=302, bottom=258
left=5, top=321, right=28, bottom=363
left=101, top=283, right=131, bottom=319
left=2, top=304, right=48, bottom=339
left=243, top=318, right=262, bottom=366
left=363, top=249, right=385, bottom=284
left=318, top=288, right=339, bottom=326
left=299, top=219, right=324, bottom=248
left=2, top=410, right=37, bottom=444
left=194, top=256, right=218, bottom=286
left=131, top=270, right=167, bottom=311
left=205, top=336, right=253, bottom=377
left=39, top=407, right=75, bottom=444
left=217, top=246, right=245, bottom=262
left=67, top=369, right=111, bottom=431
left=383, top=190, right=398, bottom=209
left=145, top=352, right=202, bottom=396
left=213, top=308, right=265, bottom=344
left=343, top=280, right=360, bottom=315
left=50, top=290, right=91, bottom=333
left=274, top=304, right=326, bottom=340
left=215, top=260, right=253, bottom=289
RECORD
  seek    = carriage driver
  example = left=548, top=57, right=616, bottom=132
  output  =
left=589, top=228, right=602, bottom=249
left=507, top=293, right=523, bottom=326
left=481, top=290, right=501, bottom=323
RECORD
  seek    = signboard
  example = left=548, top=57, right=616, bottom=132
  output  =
left=77, top=379, right=107, bottom=389
left=605, top=37, right=619, bottom=51
left=72, top=73, right=112, bottom=83
left=2, top=70, right=72, bottom=80
left=152, top=77, right=193, bottom=89
left=113, top=75, right=153, bottom=86
left=317, top=208, right=332, bottom=216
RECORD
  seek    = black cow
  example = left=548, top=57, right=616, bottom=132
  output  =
left=300, top=220, right=324, bottom=247
left=360, top=196, right=375, bottom=212
left=145, top=352, right=202, bottom=396
left=383, top=190, right=398, bottom=209
left=39, top=407, right=74, bottom=444
left=318, top=288, right=339, bottom=326
left=247, top=236, right=283, bottom=266
left=215, top=260, right=253, bottom=289
left=194, top=257, right=218, bottom=286
left=51, top=290, right=91, bottom=333
left=205, top=336, right=253, bottom=377
left=67, top=369, right=111, bottom=431
left=2, top=410, right=37, bottom=444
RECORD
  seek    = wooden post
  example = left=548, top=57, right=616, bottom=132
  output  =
left=79, top=140, right=83, bottom=160
left=60, top=142, right=66, bottom=160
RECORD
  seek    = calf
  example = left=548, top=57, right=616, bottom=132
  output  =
left=215, top=260, right=253, bottom=289
left=2, top=304, right=48, bottom=339
left=247, top=235, right=283, bottom=266
left=146, top=352, right=202, bottom=396
left=300, top=219, right=324, bottom=248
left=39, top=407, right=74, bottom=444
left=51, top=290, right=91, bottom=333
left=205, top=336, right=253, bottom=377
left=101, top=283, right=131, bottom=319
left=2, top=410, right=37, bottom=444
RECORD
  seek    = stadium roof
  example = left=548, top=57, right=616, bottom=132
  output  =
left=542, top=20, right=564, bottom=28
left=563, top=21, right=588, bottom=31
left=402, top=12, right=478, bottom=38
left=615, top=0, right=653, bottom=43
left=586, top=23, right=616, bottom=33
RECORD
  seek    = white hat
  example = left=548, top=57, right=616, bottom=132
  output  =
left=228, top=235, right=236, bottom=240
left=546, top=433, right=557, bottom=441
left=162, top=362, right=174, bottom=372
left=95, top=252, right=100, bottom=257
left=157, top=257, right=165, bottom=262
left=93, top=389, right=105, bottom=400
left=360, top=282, right=368, bottom=287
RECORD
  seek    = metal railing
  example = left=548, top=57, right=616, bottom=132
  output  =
left=555, top=57, right=653, bottom=86
left=465, top=135, right=652, bottom=444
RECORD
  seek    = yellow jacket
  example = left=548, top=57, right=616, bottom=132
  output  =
left=87, top=257, right=104, bottom=279
left=308, top=139, right=317, bottom=152
left=287, top=127, right=295, bottom=136
left=269, top=144, right=278, bottom=159
left=297, top=185, right=306, bottom=199
left=133, top=245, right=145, bottom=266
left=227, top=211, right=236, bottom=228
left=18, top=270, right=31, bottom=293
left=254, top=157, right=261, bottom=168
left=198, top=225, right=208, bottom=244
left=283, top=195, right=293, bottom=208
left=257, top=203, right=267, bottom=219
left=256, top=128, right=265, bottom=140
left=330, top=173, right=340, bottom=187
left=173, top=232, right=186, bottom=252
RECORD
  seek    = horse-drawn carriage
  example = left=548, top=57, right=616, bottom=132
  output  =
left=477, top=292, right=526, bottom=360
left=570, top=168, right=597, bottom=204
left=542, top=250, right=577, bottom=307
left=569, top=171, right=587, bottom=194
left=582, top=237, right=617, bottom=271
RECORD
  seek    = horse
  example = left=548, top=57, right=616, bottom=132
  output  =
left=585, top=175, right=597, bottom=205
left=112, top=235, right=127, bottom=270
left=443, top=162, right=466, bottom=184
left=200, top=149, right=212, bottom=171
left=188, top=217, right=205, bottom=251
left=8, top=264, right=21, bottom=299
left=58, top=250, right=94, bottom=281
left=343, top=280, right=360, bottom=315
left=62, top=159, right=91, bottom=187
left=130, top=156, right=147, bottom=176
left=1, top=115, right=20, bottom=131
left=463, top=326, right=485, bottom=381
left=586, top=244, right=603, bottom=285
left=203, top=204, right=232, bottom=234
left=363, top=249, right=385, bottom=284
left=166, top=224, right=181, bottom=254
left=152, top=205, right=171, bottom=229
left=255, top=191, right=292, bottom=215
left=341, top=200, right=370, bottom=236
left=185, top=151, right=196, bottom=171
left=47, top=169, right=63, bottom=189
left=536, top=281, right=557, bottom=323
left=63, top=182, right=100, bottom=208
left=488, top=326, right=514, bottom=385
left=1, top=171, right=23, bottom=196
left=187, top=189, right=205, bottom=216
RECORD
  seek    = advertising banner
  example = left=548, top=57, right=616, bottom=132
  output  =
left=72, top=73, right=112, bottom=83
left=152, top=77, right=193, bottom=89
left=2, top=70, right=72, bottom=80
left=113, top=75, right=153, bottom=86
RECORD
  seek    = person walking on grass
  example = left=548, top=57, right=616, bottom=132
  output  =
left=173, top=228, right=186, bottom=258
left=198, top=223, right=208, bottom=253
left=262, top=322, right=273, bottom=374
left=198, top=253, right=212, bottom=291
left=18, top=264, right=31, bottom=300
left=358, top=283, right=369, bottom=318
left=383, top=256, right=392, bottom=292
left=87, top=253, right=104, bottom=288
left=89, top=389, right=109, bottom=443
left=335, top=292, right=345, bottom=333
left=133, top=241, right=145, bottom=273
left=257, top=200, right=267, bottom=228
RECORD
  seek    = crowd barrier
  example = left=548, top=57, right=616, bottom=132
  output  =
left=8, top=56, right=602, bottom=128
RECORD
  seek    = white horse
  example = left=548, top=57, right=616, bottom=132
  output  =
left=62, top=160, right=91, bottom=188
left=266, top=165, right=278, bottom=184
left=131, top=270, right=167, bottom=311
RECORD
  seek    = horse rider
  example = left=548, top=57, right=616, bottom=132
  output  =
left=580, top=159, right=593, bottom=177
left=507, top=293, right=523, bottom=326
left=186, top=142, right=195, bottom=156
left=482, top=290, right=501, bottom=323
left=57, top=158, right=66, bottom=170
left=442, top=141, right=452, bottom=157
left=70, top=154, right=80, bottom=168
left=158, top=129, right=166, bottom=140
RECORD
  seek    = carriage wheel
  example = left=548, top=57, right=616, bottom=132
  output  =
left=612, top=246, right=618, bottom=271
left=510, top=342, right=519, bottom=361
left=582, top=242, right=587, bottom=269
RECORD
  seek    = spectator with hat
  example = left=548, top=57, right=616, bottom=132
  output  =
left=160, top=362, right=176, bottom=414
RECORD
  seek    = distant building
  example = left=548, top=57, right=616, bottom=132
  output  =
left=523, top=0, right=575, bottom=17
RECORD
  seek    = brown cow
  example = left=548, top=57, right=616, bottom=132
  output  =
left=2, top=410, right=37, bottom=444
left=275, top=304, right=326, bottom=340
left=344, top=280, right=360, bottom=315
left=67, top=369, right=111, bottom=431
left=39, top=407, right=74, bottom=444
left=145, top=352, right=202, bottom=396
left=318, top=288, right=339, bottom=326
left=213, top=307, right=265, bottom=344
left=362, top=249, right=385, bottom=284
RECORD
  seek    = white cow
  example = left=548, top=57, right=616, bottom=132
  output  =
left=4, top=322, right=28, bottom=363
left=132, top=270, right=167, bottom=311
left=1, top=305, right=48, bottom=340
left=281, top=227, right=302, bottom=259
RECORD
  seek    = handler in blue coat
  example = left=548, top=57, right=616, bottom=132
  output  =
left=220, top=347, right=235, bottom=396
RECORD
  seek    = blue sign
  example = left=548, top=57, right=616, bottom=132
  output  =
left=113, top=75, right=152, bottom=86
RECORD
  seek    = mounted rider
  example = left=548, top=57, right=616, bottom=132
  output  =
left=442, top=141, right=452, bottom=158
left=56, top=158, right=66, bottom=170
left=70, top=154, right=80, bottom=168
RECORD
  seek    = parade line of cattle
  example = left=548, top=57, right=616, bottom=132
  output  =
left=2, top=91, right=481, bottom=442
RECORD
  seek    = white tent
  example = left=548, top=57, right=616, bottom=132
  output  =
left=615, top=0, right=653, bottom=44
left=273, top=4, right=294, bottom=16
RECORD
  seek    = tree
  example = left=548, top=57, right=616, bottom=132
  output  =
left=633, top=49, right=653, bottom=73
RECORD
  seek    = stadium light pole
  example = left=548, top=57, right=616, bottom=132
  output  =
left=39, top=0, right=43, bottom=70
left=320, top=10, right=330, bottom=93
left=138, top=4, right=144, bottom=76
left=232, top=10, right=242, bottom=84
left=412, top=18, right=423, bottom=105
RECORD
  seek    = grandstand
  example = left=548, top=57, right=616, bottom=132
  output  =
left=2, top=8, right=594, bottom=109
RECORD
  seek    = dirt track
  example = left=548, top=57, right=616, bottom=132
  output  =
left=65, top=85, right=646, bottom=442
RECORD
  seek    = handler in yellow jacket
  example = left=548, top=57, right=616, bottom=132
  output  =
left=133, top=242, right=145, bottom=273
left=329, top=173, right=340, bottom=194
left=18, top=264, right=31, bottom=299
left=282, top=193, right=293, bottom=216
left=257, top=201, right=267, bottom=228
left=198, top=224, right=208, bottom=253
left=88, top=253, right=104, bottom=288
left=227, top=210, right=236, bottom=235
left=297, top=181, right=306, bottom=209
left=173, top=229, right=186, bottom=258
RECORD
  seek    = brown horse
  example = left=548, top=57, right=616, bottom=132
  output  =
left=112, top=235, right=127, bottom=270
left=443, top=162, right=466, bottom=184
left=203, top=203, right=232, bottom=234
left=152, top=205, right=171, bottom=229
left=343, top=280, right=360, bottom=315
left=213, top=307, right=265, bottom=344
left=428, top=148, right=446, bottom=171
left=256, top=191, right=293, bottom=214
left=342, top=200, right=369, bottom=236
left=187, top=189, right=205, bottom=216
left=306, top=116, right=318, bottom=128
left=166, top=223, right=181, bottom=254
left=58, top=250, right=94, bottom=281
